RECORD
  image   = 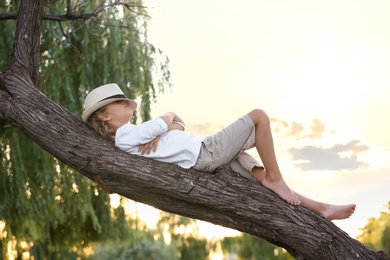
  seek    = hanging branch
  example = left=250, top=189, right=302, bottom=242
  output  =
left=0, top=1, right=148, bottom=21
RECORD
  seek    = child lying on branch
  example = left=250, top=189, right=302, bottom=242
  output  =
left=83, top=83, right=356, bottom=221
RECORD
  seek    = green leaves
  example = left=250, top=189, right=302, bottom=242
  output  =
left=0, top=0, right=170, bottom=258
left=357, top=201, right=390, bottom=256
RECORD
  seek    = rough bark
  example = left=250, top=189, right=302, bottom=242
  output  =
left=0, top=0, right=388, bottom=259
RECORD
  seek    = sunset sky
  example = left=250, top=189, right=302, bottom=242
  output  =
left=137, top=0, right=390, bottom=239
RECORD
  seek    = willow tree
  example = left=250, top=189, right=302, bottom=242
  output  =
left=0, top=0, right=169, bottom=258
left=0, top=1, right=389, bottom=259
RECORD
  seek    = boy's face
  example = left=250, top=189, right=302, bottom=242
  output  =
left=99, top=100, right=134, bottom=128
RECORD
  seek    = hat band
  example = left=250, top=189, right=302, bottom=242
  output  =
left=98, top=94, right=127, bottom=103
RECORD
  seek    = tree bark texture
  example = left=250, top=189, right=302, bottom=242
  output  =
left=0, top=0, right=388, bottom=259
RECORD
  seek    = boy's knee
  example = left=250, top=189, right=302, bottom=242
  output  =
left=249, top=109, right=269, bottom=124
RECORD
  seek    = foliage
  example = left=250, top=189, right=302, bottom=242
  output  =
left=92, top=236, right=177, bottom=260
left=92, top=210, right=212, bottom=260
left=221, top=233, right=293, bottom=260
left=91, top=206, right=178, bottom=260
left=0, top=0, right=170, bottom=259
left=357, top=201, right=390, bottom=256
left=157, top=211, right=210, bottom=259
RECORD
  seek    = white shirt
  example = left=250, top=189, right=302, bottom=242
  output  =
left=115, top=117, right=204, bottom=168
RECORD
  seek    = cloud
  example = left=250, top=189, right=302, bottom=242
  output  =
left=289, top=140, right=370, bottom=171
left=290, top=121, right=305, bottom=137
left=304, top=118, right=335, bottom=139
left=271, top=117, right=334, bottom=140
left=187, top=122, right=225, bottom=136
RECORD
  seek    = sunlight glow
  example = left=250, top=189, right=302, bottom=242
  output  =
left=146, top=0, right=389, bottom=242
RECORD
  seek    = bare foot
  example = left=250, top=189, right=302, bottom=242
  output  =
left=260, top=173, right=301, bottom=205
left=321, top=204, right=356, bottom=220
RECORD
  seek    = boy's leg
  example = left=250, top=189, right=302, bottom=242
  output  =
left=228, top=152, right=262, bottom=181
left=194, top=116, right=257, bottom=172
left=248, top=109, right=300, bottom=205
left=295, top=192, right=356, bottom=220
left=252, top=167, right=356, bottom=220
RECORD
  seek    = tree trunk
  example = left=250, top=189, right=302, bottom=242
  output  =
left=0, top=1, right=388, bottom=259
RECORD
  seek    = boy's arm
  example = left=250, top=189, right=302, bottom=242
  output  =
left=138, top=112, right=185, bottom=155
left=160, top=112, right=185, bottom=131
left=138, top=135, right=161, bottom=155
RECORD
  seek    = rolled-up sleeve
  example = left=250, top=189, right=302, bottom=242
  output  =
left=116, top=117, right=168, bottom=149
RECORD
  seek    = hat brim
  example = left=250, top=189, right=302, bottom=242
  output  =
left=82, top=97, right=137, bottom=122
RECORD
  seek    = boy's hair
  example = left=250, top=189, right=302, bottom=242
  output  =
left=86, top=108, right=116, bottom=141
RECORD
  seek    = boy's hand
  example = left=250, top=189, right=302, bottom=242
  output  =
left=138, top=136, right=161, bottom=155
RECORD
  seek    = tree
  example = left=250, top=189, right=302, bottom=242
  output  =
left=357, top=201, right=390, bottom=257
left=222, top=234, right=293, bottom=259
left=92, top=204, right=178, bottom=260
left=0, top=0, right=389, bottom=259
left=157, top=212, right=209, bottom=259
left=0, top=0, right=169, bottom=258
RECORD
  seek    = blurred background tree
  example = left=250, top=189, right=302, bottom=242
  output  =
left=221, top=233, right=294, bottom=260
left=357, top=201, right=390, bottom=257
left=156, top=211, right=210, bottom=259
left=0, top=0, right=170, bottom=258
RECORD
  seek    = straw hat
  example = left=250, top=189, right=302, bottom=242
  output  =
left=82, top=83, right=137, bottom=122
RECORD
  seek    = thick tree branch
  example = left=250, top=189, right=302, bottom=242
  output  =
left=11, top=0, right=45, bottom=85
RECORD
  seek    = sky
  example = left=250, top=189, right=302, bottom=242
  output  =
left=131, top=0, right=390, bottom=240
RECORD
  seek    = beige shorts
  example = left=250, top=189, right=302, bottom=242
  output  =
left=193, top=114, right=262, bottom=181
